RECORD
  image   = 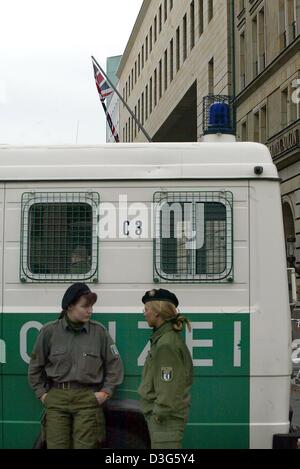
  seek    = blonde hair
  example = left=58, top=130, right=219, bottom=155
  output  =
left=149, top=300, right=191, bottom=332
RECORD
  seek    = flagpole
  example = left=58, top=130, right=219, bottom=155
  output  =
left=91, top=56, right=152, bottom=143
left=101, top=99, right=119, bottom=143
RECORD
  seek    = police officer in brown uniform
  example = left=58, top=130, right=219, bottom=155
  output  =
left=138, top=289, right=193, bottom=449
left=28, top=283, right=124, bottom=449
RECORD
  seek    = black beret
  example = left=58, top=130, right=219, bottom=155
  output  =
left=61, top=283, right=91, bottom=310
left=142, top=288, right=179, bottom=308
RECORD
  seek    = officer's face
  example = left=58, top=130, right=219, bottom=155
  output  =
left=143, top=303, right=159, bottom=328
left=68, top=296, right=93, bottom=323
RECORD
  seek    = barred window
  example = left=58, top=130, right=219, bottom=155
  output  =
left=154, top=192, right=233, bottom=283
left=20, top=192, right=99, bottom=282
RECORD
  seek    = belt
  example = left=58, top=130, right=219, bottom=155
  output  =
left=51, top=381, right=99, bottom=390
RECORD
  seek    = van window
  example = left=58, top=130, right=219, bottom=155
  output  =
left=153, top=191, right=233, bottom=282
left=20, top=192, right=99, bottom=282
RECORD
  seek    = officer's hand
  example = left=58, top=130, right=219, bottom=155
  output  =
left=40, top=393, right=48, bottom=404
left=94, top=391, right=110, bottom=405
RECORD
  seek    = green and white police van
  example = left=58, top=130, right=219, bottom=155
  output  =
left=0, top=111, right=293, bottom=448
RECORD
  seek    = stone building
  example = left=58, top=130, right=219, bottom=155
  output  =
left=234, top=0, right=300, bottom=296
left=117, top=0, right=234, bottom=142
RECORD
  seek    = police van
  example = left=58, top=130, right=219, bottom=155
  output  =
left=0, top=100, right=294, bottom=449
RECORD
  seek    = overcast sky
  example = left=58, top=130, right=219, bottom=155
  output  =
left=0, top=0, right=143, bottom=145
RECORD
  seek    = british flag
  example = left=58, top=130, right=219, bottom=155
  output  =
left=92, top=59, right=119, bottom=142
left=93, top=63, right=113, bottom=102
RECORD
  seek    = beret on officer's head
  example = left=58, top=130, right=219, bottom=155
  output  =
left=62, top=282, right=91, bottom=310
left=142, top=288, right=179, bottom=308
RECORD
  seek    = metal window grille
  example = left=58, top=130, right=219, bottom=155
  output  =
left=153, top=191, right=233, bottom=283
left=20, top=192, right=99, bottom=283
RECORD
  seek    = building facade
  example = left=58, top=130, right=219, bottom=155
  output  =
left=235, top=1, right=300, bottom=292
left=117, top=0, right=234, bottom=142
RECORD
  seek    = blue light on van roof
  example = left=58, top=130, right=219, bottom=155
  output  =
left=203, top=95, right=235, bottom=135
left=208, top=103, right=231, bottom=132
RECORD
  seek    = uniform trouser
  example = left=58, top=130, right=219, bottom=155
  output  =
left=42, top=387, right=105, bottom=449
left=145, top=414, right=185, bottom=449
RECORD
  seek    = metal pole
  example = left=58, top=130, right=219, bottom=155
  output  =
left=92, top=56, right=152, bottom=143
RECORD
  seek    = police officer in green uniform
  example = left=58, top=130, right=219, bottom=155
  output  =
left=28, top=283, right=124, bottom=449
left=138, top=289, right=193, bottom=449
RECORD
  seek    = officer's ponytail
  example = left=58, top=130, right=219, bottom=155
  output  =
left=171, top=312, right=191, bottom=333
left=151, top=301, right=191, bottom=332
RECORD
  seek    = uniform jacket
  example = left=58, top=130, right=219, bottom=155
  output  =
left=28, top=316, right=124, bottom=399
left=138, top=321, right=193, bottom=421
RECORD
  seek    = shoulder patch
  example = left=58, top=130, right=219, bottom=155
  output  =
left=110, top=344, right=119, bottom=356
left=161, top=366, right=173, bottom=382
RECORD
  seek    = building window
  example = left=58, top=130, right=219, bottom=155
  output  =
left=128, top=76, right=131, bottom=96
left=141, top=92, right=144, bottom=125
left=138, top=99, right=141, bottom=131
left=208, top=0, right=213, bottom=23
left=164, top=49, right=168, bottom=90
left=281, top=87, right=288, bottom=127
left=253, top=111, right=259, bottom=142
left=134, top=105, right=137, bottom=137
left=258, top=8, right=266, bottom=72
left=150, top=26, right=153, bottom=52
left=142, top=45, right=145, bottom=69
left=208, top=57, right=214, bottom=94
left=138, top=53, right=141, bottom=76
left=241, top=120, right=248, bottom=141
left=260, top=105, right=267, bottom=143
left=286, top=0, right=297, bottom=44
left=183, top=14, right=187, bottom=62
left=159, top=4, right=162, bottom=32
left=154, top=68, right=158, bottom=106
left=131, top=69, right=134, bottom=91
left=154, top=16, right=157, bottom=42
left=135, top=61, right=137, bottom=83
left=240, top=31, right=245, bottom=90
left=199, top=0, right=204, bottom=36
left=176, top=26, right=180, bottom=71
left=170, top=0, right=173, bottom=10
left=150, top=77, right=153, bottom=114
left=145, top=85, right=148, bottom=121
left=159, top=59, right=162, bottom=99
left=164, top=0, right=168, bottom=22
left=289, top=79, right=299, bottom=122
left=190, top=1, right=195, bottom=50
left=252, top=15, right=258, bottom=78
left=20, top=192, right=99, bottom=283
left=146, top=36, right=149, bottom=61
left=153, top=191, right=233, bottom=283
left=170, top=38, right=174, bottom=82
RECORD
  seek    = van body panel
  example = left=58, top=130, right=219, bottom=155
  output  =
left=0, top=144, right=290, bottom=448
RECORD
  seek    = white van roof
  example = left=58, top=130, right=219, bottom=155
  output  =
left=0, top=143, right=278, bottom=181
